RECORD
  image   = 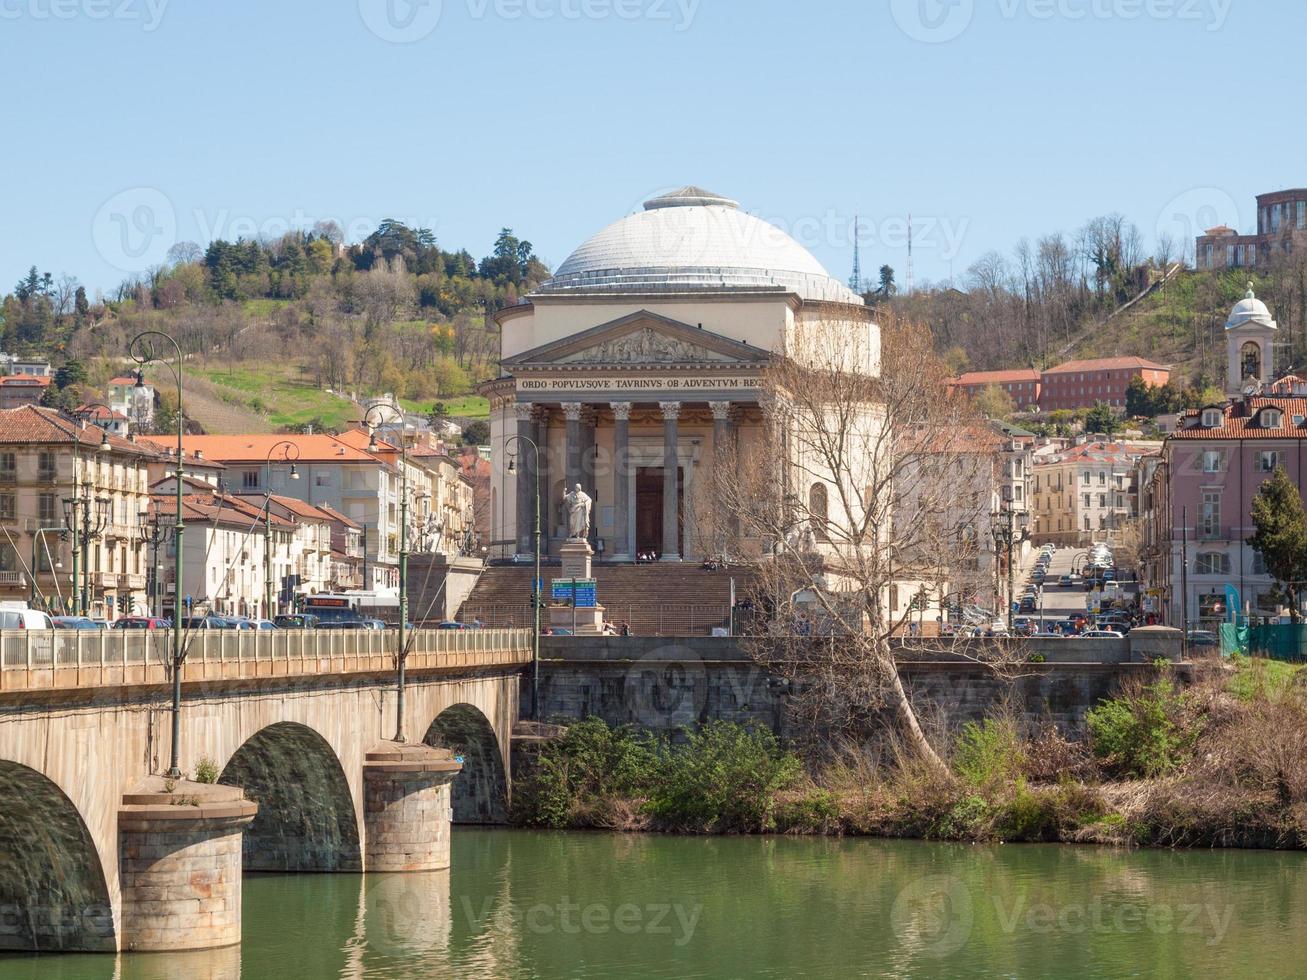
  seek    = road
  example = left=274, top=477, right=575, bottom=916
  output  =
left=1015, top=545, right=1139, bottom=627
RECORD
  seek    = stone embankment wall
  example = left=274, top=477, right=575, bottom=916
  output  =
left=530, top=631, right=1187, bottom=736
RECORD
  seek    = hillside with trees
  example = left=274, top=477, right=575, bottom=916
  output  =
left=0, top=221, right=548, bottom=434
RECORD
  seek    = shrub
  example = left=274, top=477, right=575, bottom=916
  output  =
left=194, top=757, right=219, bottom=784
left=953, top=718, right=1025, bottom=789
left=1086, top=679, right=1197, bottom=778
left=646, top=722, right=802, bottom=833
left=775, top=789, right=841, bottom=834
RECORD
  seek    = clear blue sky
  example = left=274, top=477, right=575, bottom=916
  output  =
left=0, top=0, right=1299, bottom=296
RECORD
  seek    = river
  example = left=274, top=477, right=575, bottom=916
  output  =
left=4, top=829, right=1305, bottom=978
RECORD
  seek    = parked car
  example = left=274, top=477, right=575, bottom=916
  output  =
left=113, top=616, right=171, bottom=630
left=1058, top=575, right=1073, bottom=588
left=1082, top=629, right=1124, bottom=638
left=181, top=615, right=230, bottom=630
left=274, top=614, right=320, bottom=629
left=53, top=616, right=101, bottom=630
left=1187, top=630, right=1219, bottom=648
left=251, top=619, right=278, bottom=630
left=0, top=606, right=55, bottom=630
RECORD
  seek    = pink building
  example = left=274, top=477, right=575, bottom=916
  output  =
left=1146, top=290, right=1299, bottom=626
left=950, top=368, right=1041, bottom=410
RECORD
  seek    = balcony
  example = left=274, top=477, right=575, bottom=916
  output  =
left=0, top=571, right=27, bottom=590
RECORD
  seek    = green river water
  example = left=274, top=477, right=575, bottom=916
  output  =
left=4, top=829, right=1305, bottom=979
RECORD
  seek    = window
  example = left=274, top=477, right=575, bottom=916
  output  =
left=1083, top=516, right=1091, bottom=531
left=242, top=470, right=259, bottom=489
left=1258, top=451, right=1279, bottom=472
left=1099, top=516, right=1108, bottom=530
left=1201, top=409, right=1222, bottom=428
left=1082, top=493, right=1091, bottom=508
left=1098, top=494, right=1107, bottom=508
left=1196, top=553, right=1231, bottom=575
left=0, top=543, right=16, bottom=572
left=37, top=451, right=56, bottom=482
left=1201, top=450, right=1223, bottom=473
left=1099, top=471, right=1107, bottom=485
left=38, top=493, right=56, bottom=525
left=0, top=453, right=14, bottom=481
left=1259, top=409, right=1282, bottom=429
left=1200, top=491, right=1221, bottom=538
left=1082, top=471, right=1090, bottom=485
left=1252, top=550, right=1267, bottom=576
left=0, top=495, right=13, bottom=522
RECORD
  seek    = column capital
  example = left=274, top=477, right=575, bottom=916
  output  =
left=659, top=401, right=682, bottom=420
left=562, top=402, right=583, bottom=421
left=610, top=401, right=633, bottom=421
left=708, top=400, right=732, bottom=421
left=513, top=401, right=535, bottom=422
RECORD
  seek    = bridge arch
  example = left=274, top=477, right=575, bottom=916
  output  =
left=423, top=704, right=507, bottom=823
left=219, top=722, right=362, bottom=872
left=0, top=760, right=115, bottom=952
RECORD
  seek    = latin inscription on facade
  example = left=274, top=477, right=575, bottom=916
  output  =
left=518, top=375, right=763, bottom=393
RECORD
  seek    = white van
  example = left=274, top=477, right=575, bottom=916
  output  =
left=0, top=602, right=54, bottom=630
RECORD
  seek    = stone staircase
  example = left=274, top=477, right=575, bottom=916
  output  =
left=458, top=564, right=746, bottom=636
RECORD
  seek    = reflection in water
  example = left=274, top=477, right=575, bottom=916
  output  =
left=3, top=830, right=1306, bottom=979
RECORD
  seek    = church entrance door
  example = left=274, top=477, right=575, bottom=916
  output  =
left=634, top=466, right=684, bottom=558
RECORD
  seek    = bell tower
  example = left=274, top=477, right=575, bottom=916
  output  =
left=1225, top=283, right=1278, bottom=397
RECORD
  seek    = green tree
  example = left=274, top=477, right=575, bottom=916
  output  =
left=1083, top=401, right=1119, bottom=436
left=1124, top=375, right=1154, bottom=417
left=54, top=358, right=87, bottom=390
left=1247, top=467, right=1307, bottom=622
left=874, top=264, right=896, bottom=299
left=972, top=383, right=1015, bottom=420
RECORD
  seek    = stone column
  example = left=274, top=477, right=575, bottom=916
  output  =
left=118, top=778, right=258, bottom=952
left=709, top=401, right=736, bottom=552
left=514, top=402, right=535, bottom=558
left=611, top=402, right=632, bottom=561
left=363, top=743, right=462, bottom=872
left=563, top=402, right=583, bottom=499
left=659, top=401, right=681, bottom=561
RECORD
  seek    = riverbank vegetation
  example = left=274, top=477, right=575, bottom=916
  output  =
left=513, top=658, right=1307, bottom=849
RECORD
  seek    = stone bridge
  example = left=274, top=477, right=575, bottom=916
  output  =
left=0, top=627, right=531, bottom=954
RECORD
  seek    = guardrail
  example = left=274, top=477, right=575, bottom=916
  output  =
left=0, top=627, right=533, bottom=693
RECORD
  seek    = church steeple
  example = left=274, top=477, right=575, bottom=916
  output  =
left=1225, top=283, right=1278, bottom=396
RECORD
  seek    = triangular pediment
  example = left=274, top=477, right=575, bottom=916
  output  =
left=502, top=310, right=770, bottom=369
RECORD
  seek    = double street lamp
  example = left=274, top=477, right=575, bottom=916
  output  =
left=62, top=409, right=111, bottom=616
left=991, top=502, right=1030, bottom=631
left=262, top=441, right=301, bottom=620
left=506, top=435, right=541, bottom=719
left=130, top=330, right=186, bottom=779
left=139, top=506, right=171, bottom=619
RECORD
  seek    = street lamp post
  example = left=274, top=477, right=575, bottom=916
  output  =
left=131, top=330, right=186, bottom=779
left=365, top=405, right=412, bottom=743
left=62, top=417, right=112, bottom=616
left=140, top=507, right=171, bottom=619
left=506, top=435, right=541, bottom=719
left=262, top=441, right=301, bottom=621
left=991, top=502, right=1030, bottom=632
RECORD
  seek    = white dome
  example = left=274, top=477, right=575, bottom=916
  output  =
left=1227, top=284, right=1277, bottom=331
left=533, top=187, right=862, bottom=305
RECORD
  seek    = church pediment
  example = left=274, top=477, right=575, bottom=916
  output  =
left=502, top=310, right=769, bottom=370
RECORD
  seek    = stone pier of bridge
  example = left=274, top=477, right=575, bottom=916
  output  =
left=0, top=627, right=529, bottom=954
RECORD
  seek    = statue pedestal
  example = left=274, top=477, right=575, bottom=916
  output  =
left=559, top=538, right=592, bottom=579
left=552, top=539, right=604, bottom=635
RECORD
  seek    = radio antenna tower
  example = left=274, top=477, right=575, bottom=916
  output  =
left=849, top=214, right=862, bottom=294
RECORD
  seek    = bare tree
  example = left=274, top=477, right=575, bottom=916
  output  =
left=703, top=311, right=1022, bottom=774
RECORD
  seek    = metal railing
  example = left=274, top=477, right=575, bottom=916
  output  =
left=0, top=627, right=533, bottom=691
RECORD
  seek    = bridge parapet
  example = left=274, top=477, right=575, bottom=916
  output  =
left=0, top=627, right=533, bottom=692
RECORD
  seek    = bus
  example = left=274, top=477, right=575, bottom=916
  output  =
left=300, top=594, right=367, bottom=625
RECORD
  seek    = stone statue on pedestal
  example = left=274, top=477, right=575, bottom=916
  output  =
left=563, top=483, right=592, bottom=540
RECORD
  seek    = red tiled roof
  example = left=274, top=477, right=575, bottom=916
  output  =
left=313, top=503, right=361, bottom=530
left=108, top=376, right=146, bottom=386
left=952, top=369, right=1041, bottom=385
left=0, top=374, right=53, bottom=386
left=1171, top=397, right=1307, bottom=440
left=0, top=406, right=156, bottom=456
left=1042, top=357, right=1169, bottom=375
left=175, top=434, right=380, bottom=464
left=74, top=404, right=128, bottom=422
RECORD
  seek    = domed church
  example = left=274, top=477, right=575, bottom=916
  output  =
left=484, top=187, right=877, bottom=563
